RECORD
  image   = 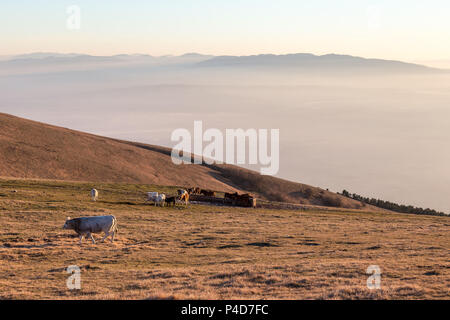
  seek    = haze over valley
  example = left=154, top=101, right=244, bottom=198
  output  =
left=1, top=53, right=449, bottom=212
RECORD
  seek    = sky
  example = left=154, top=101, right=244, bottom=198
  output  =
left=1, top=0, right=450, bottom=62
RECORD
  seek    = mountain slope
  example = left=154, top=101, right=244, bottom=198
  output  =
left=0, top=113, right=365, bottom=209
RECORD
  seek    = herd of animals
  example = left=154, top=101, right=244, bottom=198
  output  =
left=63, top=187, right=256, bottom=245
left=145, top=189, right=190, bottom=207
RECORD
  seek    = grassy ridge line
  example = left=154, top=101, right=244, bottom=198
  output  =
left=0, top=177, right=379, bottom=214
left=0, top=112, right=367, bottom=209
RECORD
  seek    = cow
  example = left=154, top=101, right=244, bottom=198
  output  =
left=177, top=189, right=188, bottom=196
left=154, top=194, right=166, bottom=206
left=200, top=189, right=216, bottom=197
left=224, top=192, right=255, bottom=207
left=146, top=192, right=159, bottom=202
left=146, top=192, right=166, bottom=206
left=188, top=187, right=201, bottom=195
left=178, top=193, right=189, bottom=205
left=225, top=192, right=239, bottom=200
left=63, top=215, right=118, bottom=245
left=166, top=196, right=176, bottom=207
left=91, top=189, right=98, bottom=201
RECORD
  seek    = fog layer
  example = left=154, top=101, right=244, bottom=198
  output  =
left=1, top=55, right=449, bottom=212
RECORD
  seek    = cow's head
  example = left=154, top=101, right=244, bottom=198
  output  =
left=63, top=217, right=74, bottom=230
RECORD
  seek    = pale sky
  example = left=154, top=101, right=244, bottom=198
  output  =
left=1, top=0, right=450, bottom=61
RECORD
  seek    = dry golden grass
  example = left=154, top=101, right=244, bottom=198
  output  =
left=0, top=178, right=448, bottom=300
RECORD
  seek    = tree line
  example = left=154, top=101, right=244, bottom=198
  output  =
left=339, top=190, right=448, bottom=217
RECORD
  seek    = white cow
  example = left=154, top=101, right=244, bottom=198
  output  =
left=63, top=215, right=118, bottom=245
left=146, top=192, right=159, bottom=202
left=147, top=192, right=165, bottom=206
left=91, top=188, right=98, bottom=201
left=154, top=194, right=166, bottom=207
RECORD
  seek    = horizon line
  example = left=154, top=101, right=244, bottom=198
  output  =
left=1, top=51, right=444, bottom=68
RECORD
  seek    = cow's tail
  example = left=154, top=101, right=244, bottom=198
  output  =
left=110, top=215, right=118, bottom=234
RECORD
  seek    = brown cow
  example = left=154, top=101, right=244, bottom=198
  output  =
left=179, top=193, right=189, bottom=205
left=166, top=196, right=177, bottom=207
left=224, top=192, right=238, bottom=200
left=187, top=187, right=201, bottom=195
left=224, top=192, right=255, bottom=207
left=201, top=189, right=216, bottom=197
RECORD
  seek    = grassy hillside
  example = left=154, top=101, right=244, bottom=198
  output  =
left=0, top=178, right=448, bottom=299
left=0, top=113, right=365, bottom=209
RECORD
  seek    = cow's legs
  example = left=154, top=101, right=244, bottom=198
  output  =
left=79, top=235, right=84, bottom=245
left=100, top=231, right=115, bottom=243
left=101, top=231, right=109, bottom=242
left=88, top=232, right=95, bottom=244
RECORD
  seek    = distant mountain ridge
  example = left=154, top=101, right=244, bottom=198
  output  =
left=196, top=53, right=441, bottom=73
left=5, top=52, right=213, bottom=63
left=2, top=52, right=443, bottom=73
